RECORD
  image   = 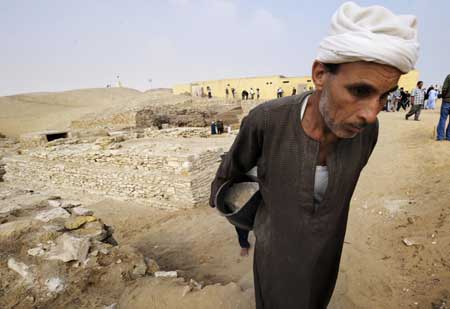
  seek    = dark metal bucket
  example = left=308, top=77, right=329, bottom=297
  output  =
left=214, top=174, right=261, bottom=230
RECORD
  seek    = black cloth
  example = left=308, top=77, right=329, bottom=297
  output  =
left=210, top=92, right=378, bottom=308
left=235, top=227, right=250, bottom=248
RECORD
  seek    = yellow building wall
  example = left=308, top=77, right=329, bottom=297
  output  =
left=173, top=69, right=418, bottom=99
left=398, top=70, right=419, bottom=92
left=172, top=83, right=191, bottom=95
left=173, top=75, right=314, bottom=100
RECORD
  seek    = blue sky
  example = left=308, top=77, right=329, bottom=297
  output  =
left=0, top=0, right=448, bottom=96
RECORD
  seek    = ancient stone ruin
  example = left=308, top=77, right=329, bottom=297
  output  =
left=4, top=128, right=234, bottom=209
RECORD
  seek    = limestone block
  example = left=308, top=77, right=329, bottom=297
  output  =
left=35, top=208, right=70, bottom=222
left=64, top=216, right=97, bottom=230
left=46, top=234, right=90, bottom=262
left=61, top=200, right=82, bottom=208
left=71, top=207, right=94, bottom=216
left=154, top=271, right=177, bottom=278
left=69, top=220, right=107, bottom=241
left=7, top=258, right=35, bottom=284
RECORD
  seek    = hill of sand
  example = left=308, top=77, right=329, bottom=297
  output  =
left=0, top=88, right=174, bottom=137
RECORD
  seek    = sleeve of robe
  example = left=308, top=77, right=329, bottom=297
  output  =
left=209, top=106, right=265, bottom=207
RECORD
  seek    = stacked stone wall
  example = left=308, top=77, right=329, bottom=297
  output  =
left=4, top=144, right=225, bottom=209
left=71, top=111, right=136, bottom=130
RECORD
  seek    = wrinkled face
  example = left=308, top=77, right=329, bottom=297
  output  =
left=315, top=61, right=401, bottom=138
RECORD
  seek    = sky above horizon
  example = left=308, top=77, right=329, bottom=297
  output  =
left=1, top=0, right=448, bottom=96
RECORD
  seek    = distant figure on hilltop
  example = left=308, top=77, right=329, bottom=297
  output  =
left=242, top=90, right=249, bottom=100
left=231, top=88, right=236, bottom=99
left=256, top=88, right=260, bottom=99
left=250, top=88, right=255, bottom=100
left=436, top=74, right=450, bottom=141
left=291, top=87, right=297, bottom=96
left=225, top=87, right=229, bottom=99
left=206, top=86, right=212, bottom=98
left=276, top=87, right=283, bottom=98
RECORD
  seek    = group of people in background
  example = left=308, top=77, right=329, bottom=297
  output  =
left=224, top=86, right=299, bottom=100
left=389, top=74, right=450, bottom=141
left=210, top=120, right=231, bottom=135
left=239, top=88, right=260, bottom=100
left=403, top=81, right=443, bottom=123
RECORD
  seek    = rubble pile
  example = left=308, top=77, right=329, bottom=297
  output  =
left=136, top=107, right=214, bottom=128
left=70, top=94, right=240, bottom=131
left=0, top=194, right=159, bottom=308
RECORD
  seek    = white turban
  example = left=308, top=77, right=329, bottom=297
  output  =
left=316, top=2, right=419, bottom=73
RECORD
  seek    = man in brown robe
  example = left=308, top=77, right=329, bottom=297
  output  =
left=210, top=2, right=419, bottom=308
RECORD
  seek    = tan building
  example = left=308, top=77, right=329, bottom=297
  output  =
left=173, top=75, right=314, bottom=100
left=173, top=69, right=419, bottom=100
left=398, top=69, right=419, bottom=92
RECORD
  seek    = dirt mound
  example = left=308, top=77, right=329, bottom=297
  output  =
left=119, top=279, right=254, bottom=309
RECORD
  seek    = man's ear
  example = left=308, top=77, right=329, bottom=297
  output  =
left=312, top=61, right=328, bottom=91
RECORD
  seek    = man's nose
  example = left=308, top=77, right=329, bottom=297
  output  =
left=359, top=101, right=380, bottom=124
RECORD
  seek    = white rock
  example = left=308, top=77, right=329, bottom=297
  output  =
left=45, top=277, right=65, bottom=293
left=61, top=200, right=82, bottom=209
left=7, top=258, right=34, bottom=284
left=28, top=247, right=45, bottom=257
left=402, top=238, right=420, bottom=247
left=71, top=207, right=93, bottom=216
left=154, top=271, right=177, bottom=278
left=35, top=208, right=70, bottom=222
left=47, top=199, right=62, bottom=207
left=104, top=304, right=117, bottom=309
left=46, top=234, right=90, bottom=262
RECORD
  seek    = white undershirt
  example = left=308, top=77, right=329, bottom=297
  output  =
left=301, top=95, right=329, bottom=209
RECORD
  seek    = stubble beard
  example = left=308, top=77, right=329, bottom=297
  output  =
left=318, top=86, right=357, bottom=139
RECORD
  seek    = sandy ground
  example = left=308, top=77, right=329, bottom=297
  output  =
left=1, top=100, right=449, bottom=308
left=70, top=104, right=450, bottom=308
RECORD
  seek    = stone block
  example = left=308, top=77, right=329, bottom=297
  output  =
left=35, top=208, right=70, bottom=222
left=46, top=234, right=90, bottom=262
left=64, top=216, right=97, bottom=230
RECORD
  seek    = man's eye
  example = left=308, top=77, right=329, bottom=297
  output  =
left=350, top=87, right=370, bottom=97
